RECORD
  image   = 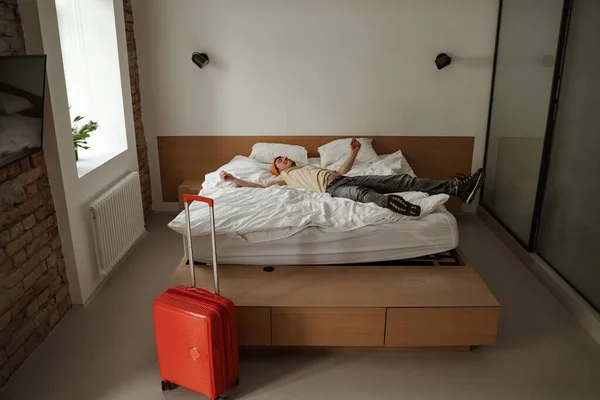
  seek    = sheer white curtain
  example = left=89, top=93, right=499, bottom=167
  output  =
left=55, top=0, right=128, bottom=163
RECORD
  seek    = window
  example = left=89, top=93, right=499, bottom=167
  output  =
left=55, top=0, right=128, bottom=176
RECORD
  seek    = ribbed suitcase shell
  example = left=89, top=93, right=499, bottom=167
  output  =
left=153, top=288, right=238, bottom=399
left=153, top=195, right=238, bottom=400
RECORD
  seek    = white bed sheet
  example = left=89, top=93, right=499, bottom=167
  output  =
left=168, top=152, right=449, bottom=240
left=171, top=152, right=459, bottom=264
left=188, top=207, right=458, bottom=265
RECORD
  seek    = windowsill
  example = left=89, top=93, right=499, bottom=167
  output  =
left=76, top=148, right=125, bottom=178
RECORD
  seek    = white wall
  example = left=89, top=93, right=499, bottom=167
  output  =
left=131, top=0, right=499, bottom=211
left=18, top=0, right=81, bottom=304
left=19, top=0, right=139, bottom=304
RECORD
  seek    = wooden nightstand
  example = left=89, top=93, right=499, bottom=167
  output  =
left=178, top=180, right=203, bottom=209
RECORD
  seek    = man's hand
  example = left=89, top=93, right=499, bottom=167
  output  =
left=219, top=171, right=276, bottom=188
left=220, top=170, right=235, bottom=182
left=337, top=139, right=361, bottom=175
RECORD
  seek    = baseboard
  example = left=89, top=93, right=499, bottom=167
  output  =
left=152, top=210, right=179, bottom=216
left=478, top=206, right=600, bottom=345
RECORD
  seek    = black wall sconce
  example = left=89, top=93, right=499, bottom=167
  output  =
left=192, top=52, right=210, bottom=69
left=435, top=53, right=452, bottom=70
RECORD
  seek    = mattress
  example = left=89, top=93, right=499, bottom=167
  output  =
left=188, top=207, right=458, bottom=265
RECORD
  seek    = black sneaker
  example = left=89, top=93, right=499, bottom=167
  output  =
left=385, top=195, right=421, bottom=217
left=455, top=168, right=485, bottom=204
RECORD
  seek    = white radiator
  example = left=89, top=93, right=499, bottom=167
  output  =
left=90, top=171, right=146, bottom=276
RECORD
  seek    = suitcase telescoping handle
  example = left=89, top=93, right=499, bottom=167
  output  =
left=183, top=194, right=219, bottom=295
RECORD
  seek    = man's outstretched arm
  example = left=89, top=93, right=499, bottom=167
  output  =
left=336, top=138, right=361, bottom=175
left=220, top=171, right=284, bottom=188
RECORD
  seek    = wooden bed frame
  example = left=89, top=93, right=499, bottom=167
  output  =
left=157, top=135, right=475, bottom=214
left=170, top=255, right=500, bottom=351
left=163, top=135, right=500, bottom=350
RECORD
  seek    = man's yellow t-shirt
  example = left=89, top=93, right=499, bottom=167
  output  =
left=280, top=165, right=336, bottom=193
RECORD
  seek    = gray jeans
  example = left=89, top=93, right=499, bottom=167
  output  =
left=326, top=174, right=456, bottom=207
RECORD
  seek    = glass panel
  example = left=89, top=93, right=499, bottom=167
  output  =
left=483, top=0, right=564, bottom=243
left=537, top=0, right=600, bottom=311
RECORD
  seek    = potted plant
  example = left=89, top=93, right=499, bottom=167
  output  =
left=72, top=115, right=99, bottom=161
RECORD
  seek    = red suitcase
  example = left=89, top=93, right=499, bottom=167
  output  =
left=153, top=194, right=239, bottom=400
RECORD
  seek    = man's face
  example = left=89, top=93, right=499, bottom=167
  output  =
left=274, top=156, right=294, bottom=172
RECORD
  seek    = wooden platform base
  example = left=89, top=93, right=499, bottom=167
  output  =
left=170, top=262, right=500, bottom=350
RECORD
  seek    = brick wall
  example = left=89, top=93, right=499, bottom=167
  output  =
left=0, top=0, right=24, bottom=56
left=0, top=153, right=71, bottom=387
left=0, top=1, right=70, bottom=387
left=123, top=0, right=152, bottom=219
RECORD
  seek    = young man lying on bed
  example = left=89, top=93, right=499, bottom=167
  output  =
left=220, top=139, right=484, bottom=217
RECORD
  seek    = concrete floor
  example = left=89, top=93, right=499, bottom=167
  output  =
left=1, top=214, right=599, bottom=400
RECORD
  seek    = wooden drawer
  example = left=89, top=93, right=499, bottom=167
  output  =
left=271, top=307, right=385, bottom=347
left=385, top=307, right=500, bottom=347
left=236, top=307, right=271, bottom=346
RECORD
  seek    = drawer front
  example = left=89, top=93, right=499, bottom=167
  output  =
left=385, top=307, right=500, bottom=347
left=236, top=307, right=271, bottom=346
left=272, top=307, right=385, bottom=347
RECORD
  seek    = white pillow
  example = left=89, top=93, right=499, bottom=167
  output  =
left=249, top=142, right=309, bottom=164
left=0, top=91, right=33, bottom=115
left=370, top=151, right=416, bottom=177
left=318, top=138, right=379, bottom=168
left=202, top=156, right=273, bottom=190
left=307, top=157, right=321, bottom=166
left=326, top=151, right=415, bottom=177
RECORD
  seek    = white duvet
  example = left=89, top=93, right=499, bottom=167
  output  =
left=168, top=151, right=450, bottom=242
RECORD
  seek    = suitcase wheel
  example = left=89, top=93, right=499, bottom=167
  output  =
left=161, top=381, right=178, bottom=391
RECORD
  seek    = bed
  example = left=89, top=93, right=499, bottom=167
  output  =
left=163, top=135, right=500, bottom=351
left=168, top=150, right=460, bottom=265
left=188, top=216, right=458, bottom=266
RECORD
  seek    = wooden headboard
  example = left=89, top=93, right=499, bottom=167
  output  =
left=157, top=136, right=474, bottom=214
